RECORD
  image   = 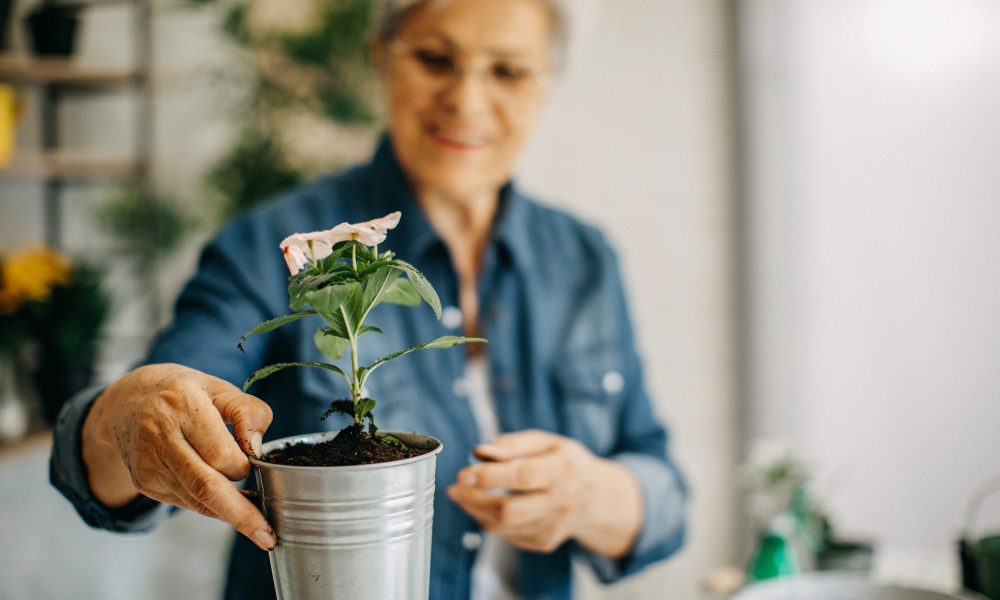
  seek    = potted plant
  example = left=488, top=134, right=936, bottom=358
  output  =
left=239, top=211, right=484, bottom=599
left=25, top=1, right=87, bottom=57
left=0, top=245, right=109, bottom=426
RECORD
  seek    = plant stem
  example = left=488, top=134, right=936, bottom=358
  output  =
left=339, top=303, right=361, bottom=426
left=350, top=338, right=360, bottom=422
left=351, top=242, right=357, bottom=273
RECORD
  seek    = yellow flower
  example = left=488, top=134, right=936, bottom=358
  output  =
left=0, top=246, right=73, bottom=315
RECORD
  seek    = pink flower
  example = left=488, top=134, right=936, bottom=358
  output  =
left=277, top=212, right=402, bottom=274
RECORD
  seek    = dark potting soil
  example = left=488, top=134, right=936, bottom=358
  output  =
left=261, top=424, right=431, bottom=467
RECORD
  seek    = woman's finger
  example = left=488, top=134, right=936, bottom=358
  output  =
left=160, top=433, right=275, bottom=551
left=204, top=376, right=272, bottom=460
left=459, top=451, right=567, bottom=492
left=473, top=429, right=559, bottom=461
left=494, top=516, right=569, bottom=554
left=447, top=485, right=555, bottom=529
left=447, top=484, right=506, bottom=525
left=174, top=380, right=252, bottom=482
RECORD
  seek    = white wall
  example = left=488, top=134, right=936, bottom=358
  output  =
left=520, top=1, right=739, bottom=597
left=1, top=1, right=739, bottom=598
left=741, top=0, right=1000, bottom=589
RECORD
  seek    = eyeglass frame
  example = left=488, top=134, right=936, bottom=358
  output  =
left=384, top=39, right=554, bottom=104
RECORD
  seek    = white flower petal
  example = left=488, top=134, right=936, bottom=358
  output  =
left=281, top=243, right=309, bottom=275
left=355, top=211, right=401, bottom=234
left=277, top=212, right=404, bottom=270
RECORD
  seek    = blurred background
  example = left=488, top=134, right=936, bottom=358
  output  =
left=1, top=0, right=999, bottom=598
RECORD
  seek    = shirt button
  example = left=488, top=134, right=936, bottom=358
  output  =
left=442, top=306, right=463, bottom=330
left=602, top=370, right=625, bottom=394
left=461, top=531, right=483, bottom=551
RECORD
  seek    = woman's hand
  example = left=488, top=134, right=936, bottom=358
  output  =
left=447, top=429, right=643, bottom=558
left=81, top=363, right=276, bottom=551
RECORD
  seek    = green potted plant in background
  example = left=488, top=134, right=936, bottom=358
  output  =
left=184, top=0, right=379, bottom=221
left=0, top=245, right=109, bottom=427
left=239, top=212, right=484, bottom=600
left=742, top=440, right=874, bottom=583
left=96, top=180, right=197, bottom=325
left=28, top=261, right=109, bottom=424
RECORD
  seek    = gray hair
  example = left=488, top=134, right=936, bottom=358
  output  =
left=371, top=0, right=568, bottom=72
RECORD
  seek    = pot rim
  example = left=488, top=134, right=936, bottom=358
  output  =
left=248, top=430, right=443, bottom=472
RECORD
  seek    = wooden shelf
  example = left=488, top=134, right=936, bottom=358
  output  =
left=0, top=54, right=140, bottom=87
left=0, top=152, right=139, bottom=180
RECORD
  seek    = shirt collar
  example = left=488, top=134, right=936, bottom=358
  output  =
left=368, top=134, right=535, bottom=272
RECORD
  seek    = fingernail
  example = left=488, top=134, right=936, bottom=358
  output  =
left=250, top=432, right=263, bottom=458
left=458, top=471, right=477, bottom=486
left=253, top=529, right=276, bottom=551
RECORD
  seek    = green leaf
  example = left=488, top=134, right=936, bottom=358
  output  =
left=288, top=267, right=355, bottom=310
left=238, top=311, right=317, bottom=349
left=357, top=256, right=394, bottom=277
left=318, top=319, right=350, bottom=339
left=379, top=434, right=409, bottom=451
left=304, top=282, right=362, bottom=325
left=314, top=329, right=348, bottom=361
left=318, top=241, right=357, bottom=266
left=361, top=265, right=403, bottom=316
left=243, top=361, right=351, bottom=392
left=382, top=277, right=421, bottom=306
left=392, top=259, right=442, bottom=319
left=354, top=397, right=376, bottom=420
left=358, top=335, right=487, bottom=389
left=358, top=325, right=383, bottom=336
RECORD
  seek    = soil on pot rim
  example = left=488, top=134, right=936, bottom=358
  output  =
left=261, top=424, right=433, bottom=467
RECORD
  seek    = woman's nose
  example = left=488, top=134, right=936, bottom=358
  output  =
left=438, top=67, right=492, bottom=117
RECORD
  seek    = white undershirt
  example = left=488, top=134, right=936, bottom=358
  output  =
left=465, top=356, right=521, bottom=600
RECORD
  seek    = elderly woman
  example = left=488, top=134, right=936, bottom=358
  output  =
left=51, top=0, right=687, bottom=598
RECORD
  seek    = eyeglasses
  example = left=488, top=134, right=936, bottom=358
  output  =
left=388, top=41, right=552, bottom=104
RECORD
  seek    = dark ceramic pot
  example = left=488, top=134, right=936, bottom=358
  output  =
left=26, top=3, right=85, bottom=57
left=0, top=0, right=15, bottom=52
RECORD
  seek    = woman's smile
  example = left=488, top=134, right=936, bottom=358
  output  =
left=425, top=123, right=491, bottom=152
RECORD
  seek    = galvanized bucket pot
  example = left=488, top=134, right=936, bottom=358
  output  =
left=249, top=431, right=443, bottom=600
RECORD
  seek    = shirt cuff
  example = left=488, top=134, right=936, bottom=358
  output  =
left=579, top=452, right=687, bottom=583
left=49, top=384, right=171, bottom=533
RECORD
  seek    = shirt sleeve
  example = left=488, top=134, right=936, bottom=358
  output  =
left=49, top=384, right=173, bottom=532
left=575, top=239, right=689, bottom=583
left=48, top=215, right=284, bottom=533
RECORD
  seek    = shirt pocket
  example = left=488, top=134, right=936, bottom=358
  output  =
left=554, top=348, right=626, bottom=456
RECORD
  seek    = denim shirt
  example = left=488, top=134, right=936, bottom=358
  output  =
left=51, top=137, right=687, bottom=600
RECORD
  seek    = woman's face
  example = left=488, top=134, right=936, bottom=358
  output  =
left=378, top=0, right=553, bottom=204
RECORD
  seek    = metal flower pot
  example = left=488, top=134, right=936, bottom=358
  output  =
left=249, top=430, right=443, bottom=600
